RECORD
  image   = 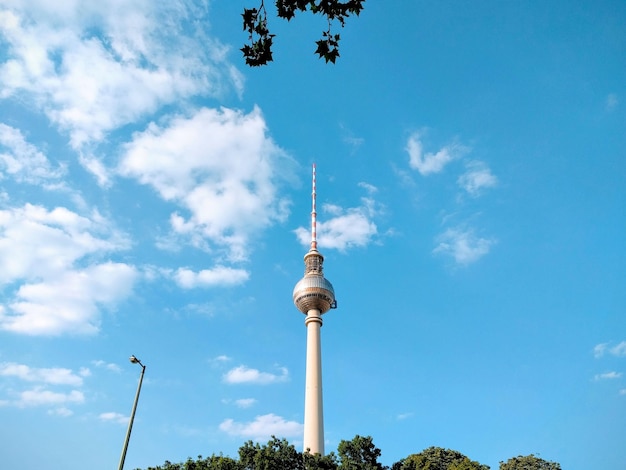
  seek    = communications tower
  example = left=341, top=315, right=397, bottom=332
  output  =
left=293, top=164, right=337, bottom=455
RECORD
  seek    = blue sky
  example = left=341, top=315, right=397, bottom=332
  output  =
left=0, top=1, right=624, bottom=469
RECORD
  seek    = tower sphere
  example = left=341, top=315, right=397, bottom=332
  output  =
left=293, top=272, right=335, bottom=314
left=293, top=249, right=336, bottom=314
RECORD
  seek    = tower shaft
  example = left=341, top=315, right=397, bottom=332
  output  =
left=303, top=310, right=324, bottom=455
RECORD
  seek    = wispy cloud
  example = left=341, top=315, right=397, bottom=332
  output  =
left=358, top=182, right=378, bottom=195
left=404, top=131, right=497, bottom=266
left=234, top=398, right=257, bottom=408
left=458, top=161, right=497, bottom=196
left=15, top=388, right=84, bottom=408
left=219, top=413, right=303, bottom=440
left=212, top=355, right=232, bottom=364
left=433, top=227, right=495, bottom=265
left=48, top=407, right=73, bottom=417
left=172, top=266, right=250, bottom=289
left=594, top=371, right=623, bottom=381
left=593, top=343, right=608, bottom=358
left=339, top=123, right=364, bottom=154
left=0, top=124, right=66, bottom=186
left=78, top=153, right=111, bottom=188
left=99, top=411, right=129, bottom=424
left=611, top=342, right=626, bottom=357
left=406, top=132, right=468, bottom=176
left=593, top=341, right=626, bottom=358
left=223, top=365, right=289, bottom=385
left=92, top=360, right=121, bottom=373
left=0, top=363, right=85, bottom=386
left=119, top=106, right=293, bottom=262
left=0, top=361, right=88, bottom=413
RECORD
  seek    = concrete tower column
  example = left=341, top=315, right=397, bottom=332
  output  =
left=303, top=310, right=324, bottom=454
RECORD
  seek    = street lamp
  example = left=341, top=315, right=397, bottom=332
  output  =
left=117, top=355, right=146, bottom=470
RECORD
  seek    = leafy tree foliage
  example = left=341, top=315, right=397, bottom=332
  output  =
left=138, top=437, right=562, bottom=470
left=337, top=435, right=385, bottom=470
left=499, top=455, right=561, bottom=470
left=241, top=0, right=365, bottom=66
left=395, top=447, right=489, bottom=470
left=142, top=454, right=242, bottom=470
left=304, top=451, right=340, bottom=470
left=239, top=436, right=303, bottom=470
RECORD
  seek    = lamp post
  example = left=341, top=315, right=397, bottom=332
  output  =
left=117, top=355, right=146, bottom=470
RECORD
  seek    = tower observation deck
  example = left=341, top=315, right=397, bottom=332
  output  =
left=292, top=164, right=336, bottom=455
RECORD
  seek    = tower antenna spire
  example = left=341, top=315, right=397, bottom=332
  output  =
left=311, top=163, right=317, bottom=251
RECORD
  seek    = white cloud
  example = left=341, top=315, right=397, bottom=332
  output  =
left=406, top=132, right=468, bottom=175
left=611, top=341, right=626, bottom=357
left=344, top=135, right=364, bottom=152
left=358, top=181, right=378, bottom=195
left=223, top=365, right=289, bottom=385
left=434, top=227, right=495, bottom=265
left=3, top=261, right=136, bottom=335
left=92, top=360, right=121, bottom=373
left=316, top=210, right=377, bottom=250
left=594, top=371, right=623, bottom=381
left=234, top=398, right=257, bottom=408
left=78, top=153, right=111, bottom=188
left=339, top=123, right=364, bottom=154
left=48, top=407, right=73, bottom=417
left=294, top=196, right=379, bottom=252
left=0, top=361, right=88, bottom=412
left=0, top=204, right=137, bottom=335
left=0, top=204, right=129, bottom=283
left=594, top=341, right=626, bottom=358
left=211, top=355, right=232, bottom=365
left=119, top=106, right=293, bottom=261
left=0, top=123, right=66, bottom=185
left=0, top=1, right=237, bottom=149
left=0, top=362, right=84, bottom=386
left=593, top=343, right=608, bottom=358
left=396, top=412, right=413, bottom=420
left=458, top=161, right=497, bottom=196
left=173, top=266, right=250, bottom=289
left=219, top=413, right=303, bottom=440
left=99, top=411, right=129, bottom=424
left=16, top=388, right=84, bottom=407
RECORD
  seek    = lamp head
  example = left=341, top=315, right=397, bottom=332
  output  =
left=129, top=355, right=140, bottom=364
